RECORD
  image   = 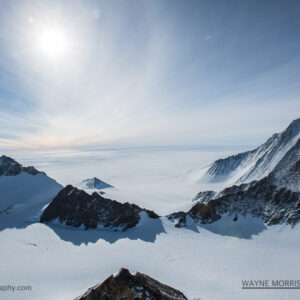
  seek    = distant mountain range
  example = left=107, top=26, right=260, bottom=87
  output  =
left=204, top=118, right=300, bottom=184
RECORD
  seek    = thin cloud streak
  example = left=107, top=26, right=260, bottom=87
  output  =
left=0, top=0, right=299, bottom=150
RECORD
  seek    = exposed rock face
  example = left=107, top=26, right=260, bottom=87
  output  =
left=168, top=211, right=187, bottom=228
left=192, top=191, right=215, bottom=204
left=0, top=155, right=43, bottom=176
left=205, top=118, right=300, bottom=184
left=40, top=185, right=159, bottom=230
left=269, top=140, right=300, bottom=192
left=170, top=156, right=300, bottom=227
left=75, top=268, right=188, bottom=300
left=191, top=180, right=299, bottom=226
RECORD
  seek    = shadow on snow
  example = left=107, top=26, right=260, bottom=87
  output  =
left=0, top=213, right=268, bottom=244
left=45, top=216, right=166, bottom=245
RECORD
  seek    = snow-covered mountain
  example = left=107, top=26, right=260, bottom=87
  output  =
left=40, top=185, right=159, bottom=231
left=0, top=155, right=62, bottom=227
left=76, top=177, right=113, bottom=191
left=204, top=118, right=300, bottom=185
left=170, top=152, right=300, bottom=230
left=75, top=268, right=187, bottom=300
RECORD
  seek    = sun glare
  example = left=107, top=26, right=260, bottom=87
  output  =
left=37, top=28, right=67, bottom=60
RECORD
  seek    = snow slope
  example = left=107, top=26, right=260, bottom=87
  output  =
left=0, top=156, right=62, bottom=229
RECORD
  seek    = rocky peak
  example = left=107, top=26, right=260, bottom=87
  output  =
left=40, top=185, right=159, bottom=230
left=0, top=155, right=43, bottom=176
left=75, top=268, right=187, bottom=300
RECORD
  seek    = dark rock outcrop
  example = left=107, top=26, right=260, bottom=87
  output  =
left=40, top=185, right=159, bottom=230
left=0, top=155, right=43, bottom=176
left=75, top=268, right=187, bottom=300
left=167, top=212, right=187, bottom=228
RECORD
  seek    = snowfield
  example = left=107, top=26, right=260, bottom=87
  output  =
left=0, top=217, right=300, bottom=300
left=0, top=147, right=299, bottom=300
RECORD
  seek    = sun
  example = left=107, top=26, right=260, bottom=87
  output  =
left=37, top=28, right=68, bottom=60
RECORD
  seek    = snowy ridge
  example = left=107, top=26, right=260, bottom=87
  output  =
left=204, top=118, right=300, bottom=185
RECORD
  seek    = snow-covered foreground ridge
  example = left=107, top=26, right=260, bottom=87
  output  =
left=203, top=117, right=300, bottom=185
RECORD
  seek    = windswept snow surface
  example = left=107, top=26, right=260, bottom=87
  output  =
left=0, top=218, right=300, bottom=300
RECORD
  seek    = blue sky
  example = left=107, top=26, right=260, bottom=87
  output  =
left=0, top=0, right=299, bottom=150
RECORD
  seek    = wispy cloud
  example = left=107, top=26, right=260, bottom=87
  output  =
left=0, top=0, right=299, bottom=150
